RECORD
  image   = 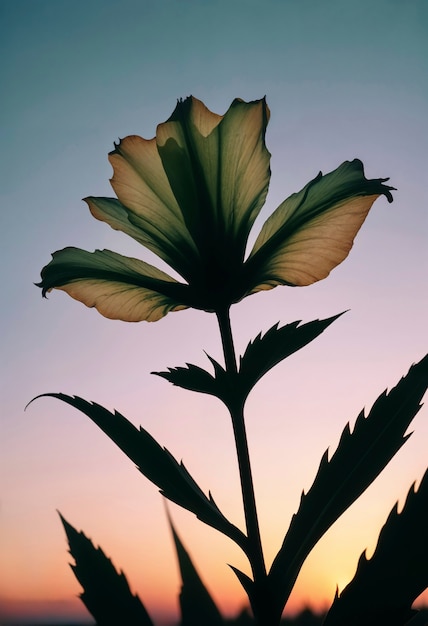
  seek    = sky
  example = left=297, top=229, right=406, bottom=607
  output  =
left=1, top=0, right=427, bottom=623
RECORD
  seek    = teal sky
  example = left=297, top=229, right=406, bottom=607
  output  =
left=1, top=1, right=427, bottom=623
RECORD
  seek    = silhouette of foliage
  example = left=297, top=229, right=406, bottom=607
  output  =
left=32, top=394, right=247, bottom=553
left=154, top=314, right=343, bottom=408
left=268, top=354, right=428, bottom=621
left=153, top=355, right=228, bottom=403
left=33, top=96, right=428, bottom=626
left=167, top=510, right=225, bottom=626
left=59, top=513, right=154, bottom=626
left=323, top=468, right=428, bottom=626
left=237, top=313, right=344, bottom=402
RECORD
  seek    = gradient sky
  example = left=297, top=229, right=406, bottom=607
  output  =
left=1, top=0, right=427, bottom=623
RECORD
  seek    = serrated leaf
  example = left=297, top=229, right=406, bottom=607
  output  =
left=167, top=510, right=225, bottom=626
left=59, top=513, right=154, bottom=626
left=154, top=315, right=342, bottom=407
left=153, top=352, right=236, bottom=408
left=153, top=358, right=228, bottom=400
left=32, top=394, right=247, bottom=553
left=238, top=313, right=344, bottom=400
left=267, top=354, right=428, bottom=623
left=323, top=468, right=428, bottom=626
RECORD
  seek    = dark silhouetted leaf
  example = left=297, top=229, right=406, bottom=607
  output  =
left=154, top=314, right=343, bottom=407
left=267, top=354, right=428, bottom=623
left=237, top=313, right=344, bottom=401
left=229, top=565, right=282, bottom=626
left=323, top=468, right=428, bottom=626
left=229, top=565, right=269, bottom=623
left=167, top=510, right=225, bottom=626
left=153, top=356, right=229, bottom=400
left=59, top=513, right=154, bottom=626
left=229, top=565, right=255, bottom=599
left=32, top=394, right=247, bottom=553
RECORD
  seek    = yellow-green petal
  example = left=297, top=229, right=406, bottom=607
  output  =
left=108, top=135, right=199, bottom=280
left=84, top=196, right=196, bottom=281
left=38, top=248, right=189, bottom=322
left=245, top=160, right=394, bottom=291
left=156, top=97, right=271, bottom=260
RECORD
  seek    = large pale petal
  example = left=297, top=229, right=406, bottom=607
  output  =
left=215, top=98, right=271, bottom=239
left=182, top=96, right=223, bottom=136
left=156, top=97, right=271, bottom=258
left=246, top=160, right=394, bottom=290
left=108, top=135, right=199, bottom=279
left=38, top=248, right=189, bottom=322
left=85, top=196, right=196, bottom=281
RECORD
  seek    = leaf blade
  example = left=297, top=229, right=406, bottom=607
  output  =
left=32, top=394, right=247, bottom=553
left=323, top=468, right=428, bottom=626
left=167, top=510, right=225, bottom=626
left=238, top=313, right=344, bottom=400
left=155, top=314, right=343, bottom=406
left=59, top=513, right=154, bottom=626
left=153, top=362, right=221, bottom=398
left=268, top=354, right=428, bottom=620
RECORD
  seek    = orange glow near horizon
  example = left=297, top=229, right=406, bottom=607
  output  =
left=3, top=335, right=428, bottom=624
left=2, top=579, right=428, bottom=624
left=3, top=347, right=428, bottom=624
left=3, top=472, right=428, bottom=624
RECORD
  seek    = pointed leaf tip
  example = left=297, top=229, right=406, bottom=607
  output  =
left=155, top=313, right=345, bottom=409
left=152, top=354, right=232, bottom=406
left=237, top=312, right=345, bottom=401
left=37, top=393, right=247, bottom=554
left=58, top=514, right=154, bottom=626
left=167, top=514, right=225, bottom=626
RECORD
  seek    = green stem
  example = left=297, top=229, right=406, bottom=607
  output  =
left=216, top=308, right=266, bottom=583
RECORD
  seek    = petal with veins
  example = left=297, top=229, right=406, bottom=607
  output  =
left=108, top=135, right=199, bottom=278
left=246, top=160, right=393, bottom=291
left=156, top=97, right=271, bottom=258
left=38, top=248, right=189, bottom=322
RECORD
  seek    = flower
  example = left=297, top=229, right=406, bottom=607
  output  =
left=38, top=97, right=394, bottom=322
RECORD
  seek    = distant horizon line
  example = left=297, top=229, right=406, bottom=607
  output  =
left=4, top=606, right=428, bottom=626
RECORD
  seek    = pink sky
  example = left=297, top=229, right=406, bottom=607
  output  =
left=1, top=0, right=427, bottom=623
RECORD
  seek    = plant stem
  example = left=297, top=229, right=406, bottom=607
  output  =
left=216, top=308, right=266, bottom=583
